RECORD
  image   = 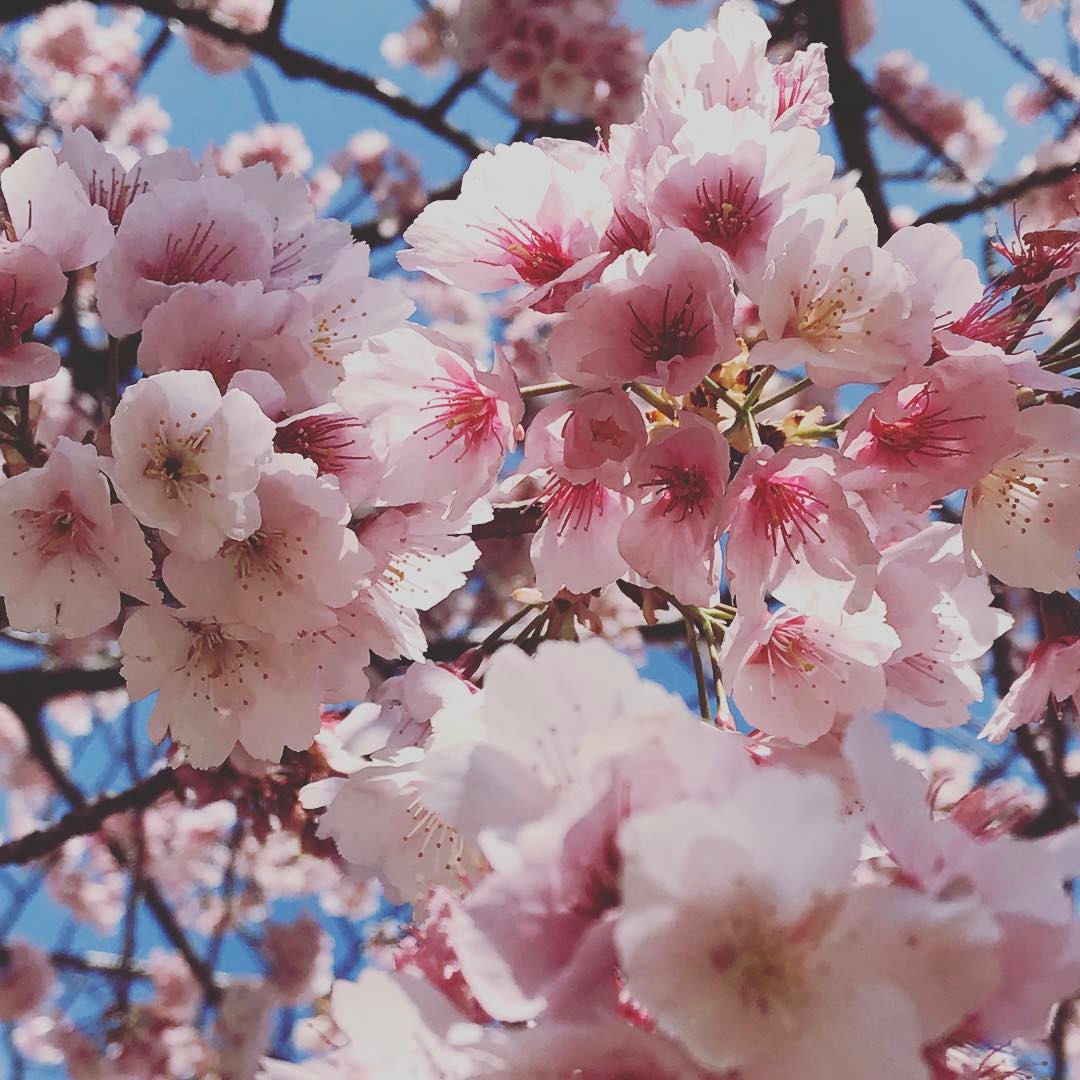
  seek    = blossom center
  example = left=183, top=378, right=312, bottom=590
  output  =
left=753, top=477, right=827, bottom=558
left=151, top=221, right=237, bottom=287
left=142, top=428, right=212, bottom=499
left=640, top=463, right=709, bottom=521
left=476, top=212, right=574, bottom=286
left=416, top=375, right=498, bottom=461
left=627, top=284, right=705, bottom=363
left=867, top=385, right=981, bottom=461
left=537, top=475, right=606, bottom=535
left=693, top=172, right=766, bottom=252
left=275, top=414, right=368, bottom=476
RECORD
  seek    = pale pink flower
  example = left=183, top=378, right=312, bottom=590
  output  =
left=399, top=140, right=612, bottom=306
left=273, top=406, right=378, bottom=508
left=558, top=390, right=646, bottom=490
left=547, top=228, right=738, bottom=395
left=219, top=122, right=313, bottom=177
left=840, top=352, right=1020, bottom=511
left=721, top=444, right=880, bottom=614
left=615, top=769, right=1000, bottom=1077
left=646, top=108, right=832, bottom=283
left=520, top=405, right=632, bottom=597
left=137, top=280, right=305, bottom=405
left=106, top=370, right=275, bottom=559
left=0, top=146, right=114, bottom=270
left=19, top=2, right=140, bottom=79
left=260, top=969, right=478, bottom=1080
left=748, top=190, right=931, bottom=386
left=338, top=328, right=521, bottom=516
left=845, top=717, right=1080, bottom=1040
left=108, top=94, right=172, bottom=155
left=980, top=637, right=1080, bottom=743
left=773, top=43, right=833, bottom=129
left=147, top=950, right=200, bottom=1024
left=94, top=174, right=274, bottom=335
left=262, top=913, right=333, bottom=1005
left=619, top=413, right=730, bottom=605
left=0, top=438, right=157, bottom=637
left=963, top=403, right=1080, bottom=593
left=57, top=124, right=201, bottom=227
left=721, top=597, right=899, bottom=744
left=119, top=605, right=324, bottom=767
left=0, top=241, right=67, bottom=386
left=0, top=943, right=54, bottom=1021
left=229, top=163, right=353, bottom=290
left=162, top=453, right=367, bottom=641
left=877, top=524, right=1012, bottom=729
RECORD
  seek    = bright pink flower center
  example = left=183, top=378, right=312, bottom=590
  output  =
left=416, top=375, right=499, bottom=461
left=0, top=279, right=35, bottom=350
left=774, top=68, right=812, bottom=121
left=151, top=221, right=238, bottom=286
left=693, top=170, right=766, bottom=253
left=753, top=617, right=826, bottom=675
left=752, top=477, right=827, bottom=559
left=948, top=289, right=1035, bottom=351
left=476, top=212, right=574, bottom=286
left=866, top=384, right=981, bottom=462
left=538, top=475, right=606, bottom=535
left=16, top=497, right=96, bottom=558
left=627, top=284, right=706, bottom=363
left=275, top=414, right=368, bottom=476
left=640, top=463, right=710, bottom=521
left=991, top=224, right=1080, bottom=292
left=89, top=166, right=148, bottom=226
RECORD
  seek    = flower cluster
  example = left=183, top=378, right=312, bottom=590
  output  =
left=384, top=0, right=648, bottom=124
left=2, top=1, right=1080, bottom=1075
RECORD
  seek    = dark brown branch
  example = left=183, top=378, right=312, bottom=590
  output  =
left=915, top=161, right=1080, bottom=225
left=800, top=0, right=892, bottom=243
left=0, top=770, right=177, bottom=867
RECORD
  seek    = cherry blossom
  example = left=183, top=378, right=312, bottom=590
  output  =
left=963, top=403, right=1080, bottom=593
left=619, top=412, right=730, bottom=605
left=748, top=189, right=931, bottom=387
left=0, top=437, right=157, bottom=637
left=721, top=597, right=899, bottom=744
left=94, top=174, right=274, bottom=335
left=161, top=453, right=368, bottom=641
left=105, top=370, right=276, bottom=559
left=399, top=140, right=612, bottom=305
left=547, top=227, right=738, bottom=394
left=0, top=145, right=114, bottom=271
left=980, top=636, right=1080, bottom=742
left=119, top=606, right=324, bottom=768
left=0, top=240, right=67, bottom=386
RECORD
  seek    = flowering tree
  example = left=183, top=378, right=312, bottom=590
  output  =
left=0, top=0, right=1079, bottom=1076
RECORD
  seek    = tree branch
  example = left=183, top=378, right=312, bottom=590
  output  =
left=801, top=0, right=893, bottom=242
left=0, top=770, right=177, bottom=867
left=915, top=161, right=1080, bottom=225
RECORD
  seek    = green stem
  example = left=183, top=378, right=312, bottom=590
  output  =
left=683, top=614, right=711, bottom=721
left=629, top=382, right=676, bottom=419
left=754, top=376, right=813, bottom=414
left=477, top=605, right=534, bottom=652
left=520, top=380, right=577, bottom=399
left=743, top=365, right=776, bottom=410
left=701, top=376, right=744, bottom=414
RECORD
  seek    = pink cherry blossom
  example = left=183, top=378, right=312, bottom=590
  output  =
left=841, top=351, right=1020, bottom=511
left=0, top=146, right=114, bottom=271
left=877, top=524, right=1012, bottom=729
left=399, top=140, right=612, bottom=304
left=56, top=124, right=202, bottom=226
left=162, top=453, right=367, bottom=641
left=616, top=768, right=1000, bottom=1078
left=262, top=913, right=333, bottom=1004
left=963, top=403, right=1080, bottom=593
left=619, top=412, right=730, bottom=605
left=119, top=606, right=324, bottom=768
left=748, top=190, right=931, bottom=387
left=105, top=370, right=276, bottom=559
left=980, top=637, right=1080, bottom=743
left=773, top=43, right=833, bottom=129
left=338, top=328, right=521, bottom=516
left=0, top=437, right=157, bottom=638
left=721, top=597, right=899, bottom=744
left=94, top=175, right=274, bottom=335
left=721, top=444, right=881, bottom=614
left=646, top=108, right=832, bottom=283
left=219, top=122, right=314, bottom=177
left=559, top=390, right=647, bottom=490
left=137, top=280, right=306, bottom=404
left=0, top=241, right=67, bottom=386
left=228, top=163, right=353, bottom=290
left=547, top=227, right=738, bottom=395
